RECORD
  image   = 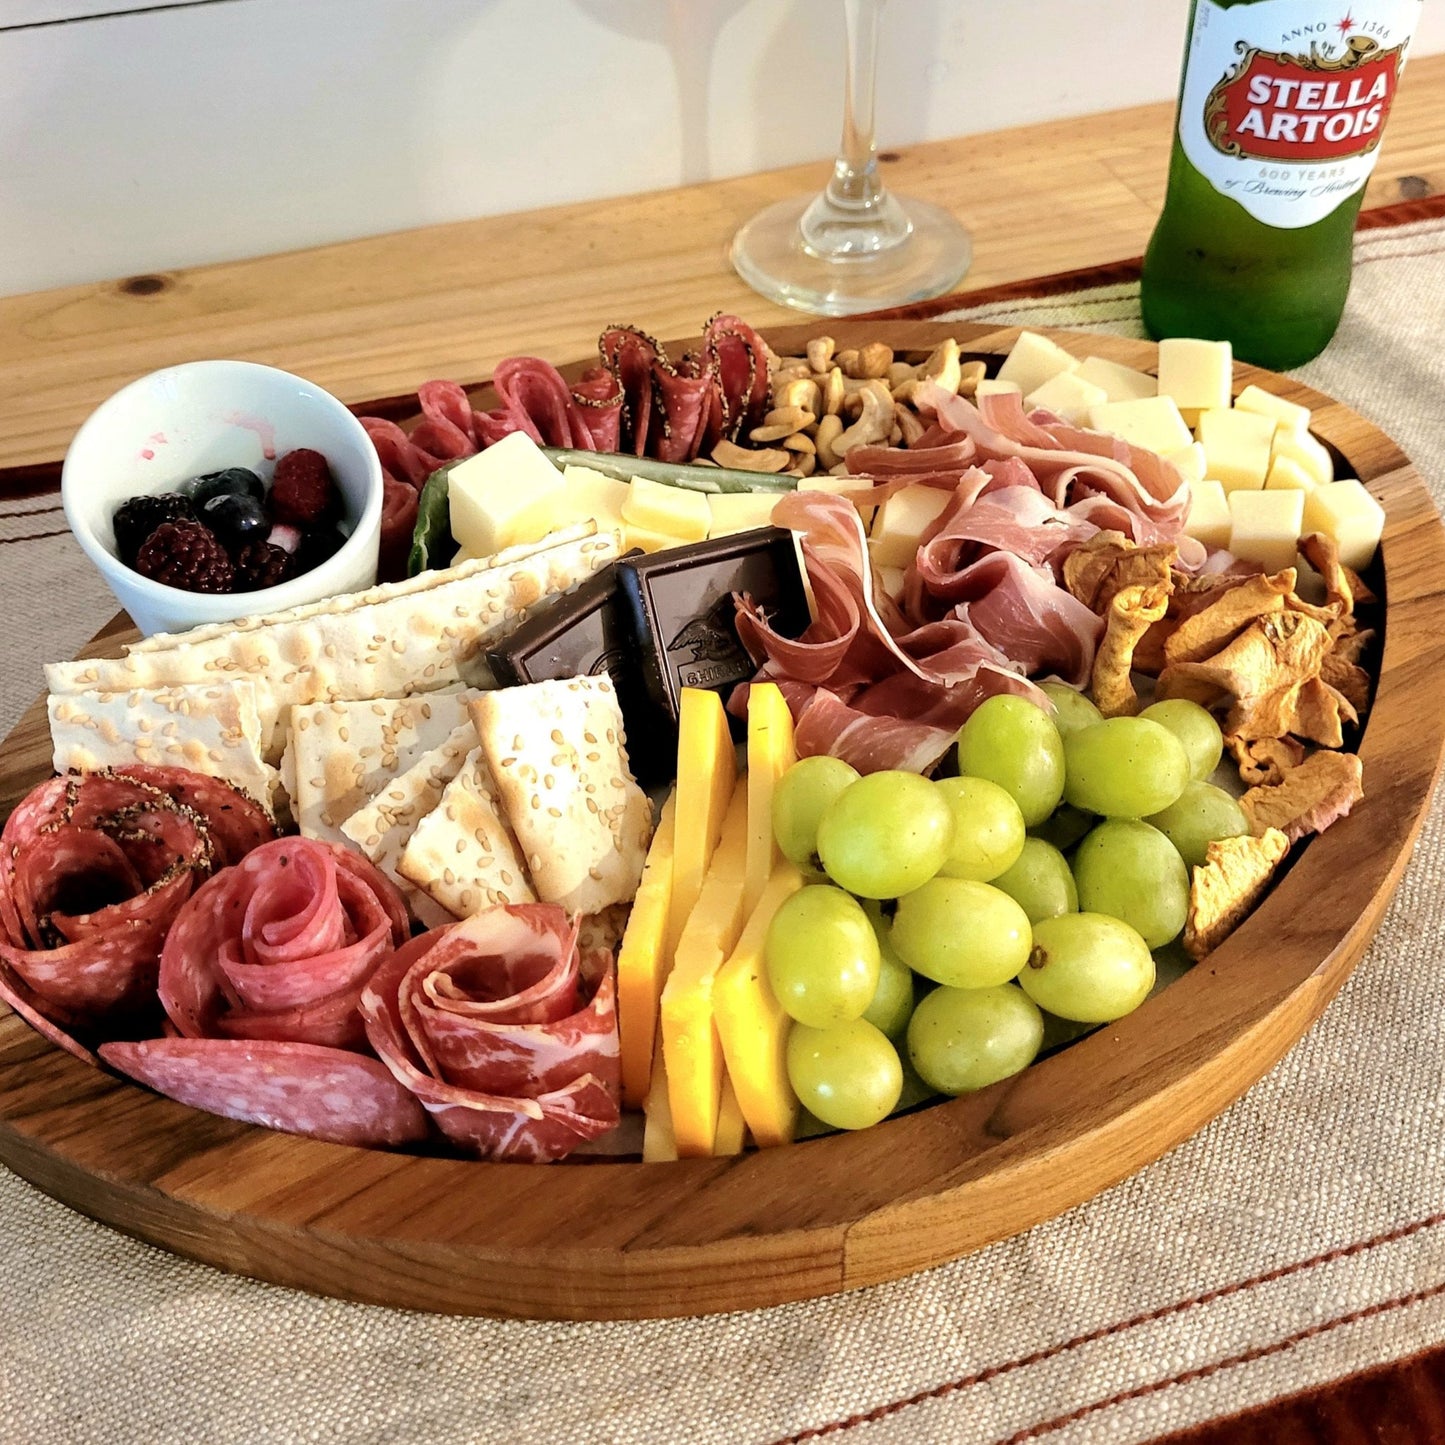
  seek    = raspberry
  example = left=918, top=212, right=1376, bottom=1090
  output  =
left=112, top=492, right=192, bottom=566
left=232, top=540, right=293, bottom=591
left=270, top=449, right=339, bottom=527
left=133, top=520, right=235, bottom=592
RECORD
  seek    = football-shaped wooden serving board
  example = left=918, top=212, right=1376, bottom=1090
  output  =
left=1, top=324, right=1442, bottom=1322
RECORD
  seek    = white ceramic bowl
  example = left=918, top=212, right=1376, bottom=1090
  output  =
left=62, top=359, right=383, bottom=637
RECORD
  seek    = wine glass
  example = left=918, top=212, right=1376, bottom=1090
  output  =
left=728, top=0, right=972, bottom=316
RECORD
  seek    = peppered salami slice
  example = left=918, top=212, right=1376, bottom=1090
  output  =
left=114, top=764, right=275, bottom=865
left=98, top=1038, right=429, bottom=1147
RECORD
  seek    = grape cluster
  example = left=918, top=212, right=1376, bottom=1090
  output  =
left=766, top=687, right=1247, bottom=1133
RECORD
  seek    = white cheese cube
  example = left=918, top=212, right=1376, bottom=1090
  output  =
left=447, top=432, right=567, bottom=555
left=869, top=484, right=952, bottom=569
left=1024, top=370, right=1109, bottom=424
left=874, top=565, right=907, bottom=601
left=1157, top=338, right=1233, bottom=423
left=1234, top=384, right=1312, bottom=435
left=1228, top=488, right=1304, bottom=572
left=1197, top=408, right=1276, bottom=492
left=560, top=465, right=632, bottom=537
left=624, top=523, right=686, bottom=554
left=1165, top=442, right=1207, bottom=486
left=1184, top=478, right=1231, bottom=550
left=621, top=476, right=710, bottom=543
left=1302, top=479, right=1385, bottom=570
left=974, top=378, right=1023, bottom=400
left=1087, top=396, right=1194, bottom=456
left=995, top=331, right=1080, bottom=396
left=1272, top=426, right=1335, bottom=486
left=1076, top=355, right=1157, bottom=402
left=706, top=490, right=780, bottom=537
left=1264, top=455, right=1318, bottom=494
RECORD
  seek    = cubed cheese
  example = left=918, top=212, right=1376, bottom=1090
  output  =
left=1265, top=455, right=1318, bottom=494
left=560, top=464, right=632, bottom=536
left=1234, top=383, right=1311, bottom=434
left=624, top=524, right=686, bottom=554
left=1228, top=488, right=1304, bottom=572
left=622, top=476, right=710, bottom=543
left=1197, top=408, right=1276, bottom=492
left=616, top=793, right=676, bottom=1110
left=1184, top=478, right=1231, bottom=550
left=974, top=378, right=1023, bottom=399
left=705, top=490, right=780, bottom=537
left=995, top=330, right=1080, bottom=395
left=1024, top=370, right=1109, bottom=424
left=1087, top=396, right=1194, bottom=455
left=869, top=484, right=952, bottom=569
left=1302, top=479, right=1385, bottom=570
left=1165, top=442, right=1207, bottom=486
left=874, top=564, right=907, bottom=600
left=1157, top=337, right=1232, bottom=422
left=446, top=432, right=566, bottom=555
left=798, top=474, right=877, bottom=528
left=1076, top=355, right=1157, bottom=402
left=1272, top=426, right=1335, bottom=486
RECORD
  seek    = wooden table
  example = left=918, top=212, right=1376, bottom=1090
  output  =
left=2, top=52, right=1443, bottom=478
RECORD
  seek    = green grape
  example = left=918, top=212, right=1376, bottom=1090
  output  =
left=816, top=771, right=954, bottom=899
left=1140, top=699, right=1225, bottom=782
left=1062, top=717, right=1191, bottom=818
left=934, top=775, right=1027, bottom=882
left=1029, top=802, right=1095, bottom=852
left=1037, top=680, right=1105, bottom=739
left=955, top=694, right=1066, bottom=827
left=859, top=908, right=916, bottom=1039
left=991, top=837, right=1078, bottom=924
left=786, top=1019, right=903, bottom=1130
left=765, top=885, right=880, bottom=1027
left=892, top=1055, right=938, bottom=1114
left=890, top=878, right=1032, bottom=988
left=1071, top=819, right=1189, bottom=949
left=1020, top=912, right=1155, bottom=1022
left=1144, top=780, right=1249, bottom=869
left=772, top=756, right=860, bottom=868
left=906, top=983, right=1043, bottom=1095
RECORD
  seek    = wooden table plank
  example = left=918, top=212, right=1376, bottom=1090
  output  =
left=1, top=53, right=1441, bottom=475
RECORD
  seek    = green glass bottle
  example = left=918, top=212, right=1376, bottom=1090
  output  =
left=1141, top=0, right=1421, bottom=370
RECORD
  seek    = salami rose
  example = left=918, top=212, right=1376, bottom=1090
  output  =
left=359, top=903, right=621, bottom=1163
left=158, top=836, right=408, bottom=1050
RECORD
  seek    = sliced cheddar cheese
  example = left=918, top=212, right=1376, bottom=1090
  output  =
left=714, top=861, right=807, bottom=1148
left=641, top=1043, right=679, bottom=1163
left=713, top=1074, right=748, bottom=1157
left=745, top=682, right=796, bottom=919
left=668, top=688, right=738, bottom=957
left=616, top=791, right=676, bottom=1110
left=623, top=475, right=710, bottom=543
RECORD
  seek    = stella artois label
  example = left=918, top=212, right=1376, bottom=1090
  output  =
left=1179, top=0, right=1420, bottom=227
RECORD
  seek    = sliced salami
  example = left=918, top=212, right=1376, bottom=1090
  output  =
left=112, top=764, right=276, bottom=864
left=99, top=1038, right=429, bottom=1147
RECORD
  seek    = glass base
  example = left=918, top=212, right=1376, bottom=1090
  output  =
left=730, top=192, right=973, bottom=317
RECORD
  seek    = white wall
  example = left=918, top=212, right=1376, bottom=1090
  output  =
left=3, top=0, right=1442, bottom=298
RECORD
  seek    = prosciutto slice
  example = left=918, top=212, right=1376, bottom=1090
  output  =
left=359, top=903, right=621, bottom=1162
left=158, top=836, right=408, bottom=1050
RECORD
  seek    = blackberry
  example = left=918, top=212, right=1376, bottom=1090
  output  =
left=133, top=519, right=235, bottom=592
left=232, top=539, right=293, bottom=591
left=112, top=492, right=192, bottom=566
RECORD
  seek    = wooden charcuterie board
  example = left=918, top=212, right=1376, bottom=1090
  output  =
left=1, top=325, right=1442, bottom=1322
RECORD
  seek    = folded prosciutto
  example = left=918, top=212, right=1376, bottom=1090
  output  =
left=359, top=903, right=621, bottom=1163
left=158, top=835, right=409, bottom=1050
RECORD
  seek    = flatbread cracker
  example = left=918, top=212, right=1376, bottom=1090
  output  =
left=397, top=746, right=535, bottom=918
left=471, top=675, right=652, bottom=916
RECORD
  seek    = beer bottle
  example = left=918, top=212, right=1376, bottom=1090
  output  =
left=1140, top=0, right=1421, bottom=370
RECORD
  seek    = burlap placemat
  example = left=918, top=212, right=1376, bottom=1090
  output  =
left=2, top=216, right=1444, bottom=1445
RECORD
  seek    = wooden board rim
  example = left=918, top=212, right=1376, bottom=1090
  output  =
left=1, top=322, right=1442, bottom=1321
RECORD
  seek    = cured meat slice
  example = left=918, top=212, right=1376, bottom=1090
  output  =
left=792, top=689, right=958, bottom=776
left=569, top=366, right=625, bottom=452
left=379, top=476, right=419, bottom=582
left=159, top=836, right=408, bottom=1050
left=360, top=417, right=442, bottom=490
left=702, top=313, right=772, bottom=444
left=99, top=1038, right=429, bottom=1147
left=360, top=903, right=621, bottom=1162
left=483, top=357, right=598, bottom=450
left=113, top=764, right=275, bottom=864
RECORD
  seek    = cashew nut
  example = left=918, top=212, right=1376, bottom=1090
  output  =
left=814, top=413, right=845, bottom=470
left=917, top=339, right=962, bottom=395
left=712, top=438, right=792, bottom=473
left=896, top=406, right=927, bottom=447
left=788, top=451, right=818, bottom=478
left=855, top=342, right=894, bottom=379
left=806, top=335, right=836, bottom=373
left=776, top=376, right=821, bottom=416
left=958, top=359, right=987, bottom=398
left=834, top=380, right=894, bottom=455
left=835, top=347, right=861, bottom=377
left=822, top=367, right=846, bottom=417
left=887, top=361, right=916, bottom=388
left=781, top=431, right=816, bottom=454
left=751, top=405, right=816, bottom=443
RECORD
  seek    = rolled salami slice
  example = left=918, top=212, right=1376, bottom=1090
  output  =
left=99, top=1038, right=429, bottom=1147
left=360, top=903, right=621, bottom=1163
left=113, top=764, right=275, bottom=865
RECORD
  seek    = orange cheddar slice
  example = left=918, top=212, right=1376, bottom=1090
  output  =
left=744, top=681, right=796, bottom=919
left=713, top=1073, right=748, bottom=1157
left=641, top=1043, right=678, bottom=1163
left=667, top=687, right=738, bottom=957
left=616, top=791, right=676, bottom=1109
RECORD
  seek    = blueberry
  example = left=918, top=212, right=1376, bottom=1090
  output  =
left=201, top=491, right=269, bottom=547
left=183, top=467, right=264, bottom=509
left=293, top=525, right=347, bottom=575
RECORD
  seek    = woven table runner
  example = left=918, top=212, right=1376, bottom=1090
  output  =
left=2, top=211, right=1444, bottom=1445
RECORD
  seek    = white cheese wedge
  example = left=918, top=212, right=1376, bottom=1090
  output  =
left=1302, top=479, right=1385, bottom=570
left=974, top=378, right=1023, bottom=399
left=1228, top=488, right=1304, bottom=572
left=1272, top=426, right=1335, bottom=486
left=1157, top=337, right=1232, bottom=423
left=1087, top=396, right=1193, bottom=456
left=1264, top=454, right=1318, bottom=494
left=1235, top=383, right=1311, bottom=435
left=995, top=331, right=1080, bottom=395
left=1024, top=370, right=1108, bottom=424
left=706, top=491, right=780, bottom=537
left=1197, top=408, right=1276, bottom=492
left=1076, top=355, right=1158, bottom=403
left=447, top=432, right=567, bottom=556
left=870, top=485, right=952, bottom=569
left=1184, top=478, right=1231, bottom=551
left=622, top=476, right=710, bottom=543
left=1165, top=442, right=1207, bottom=487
